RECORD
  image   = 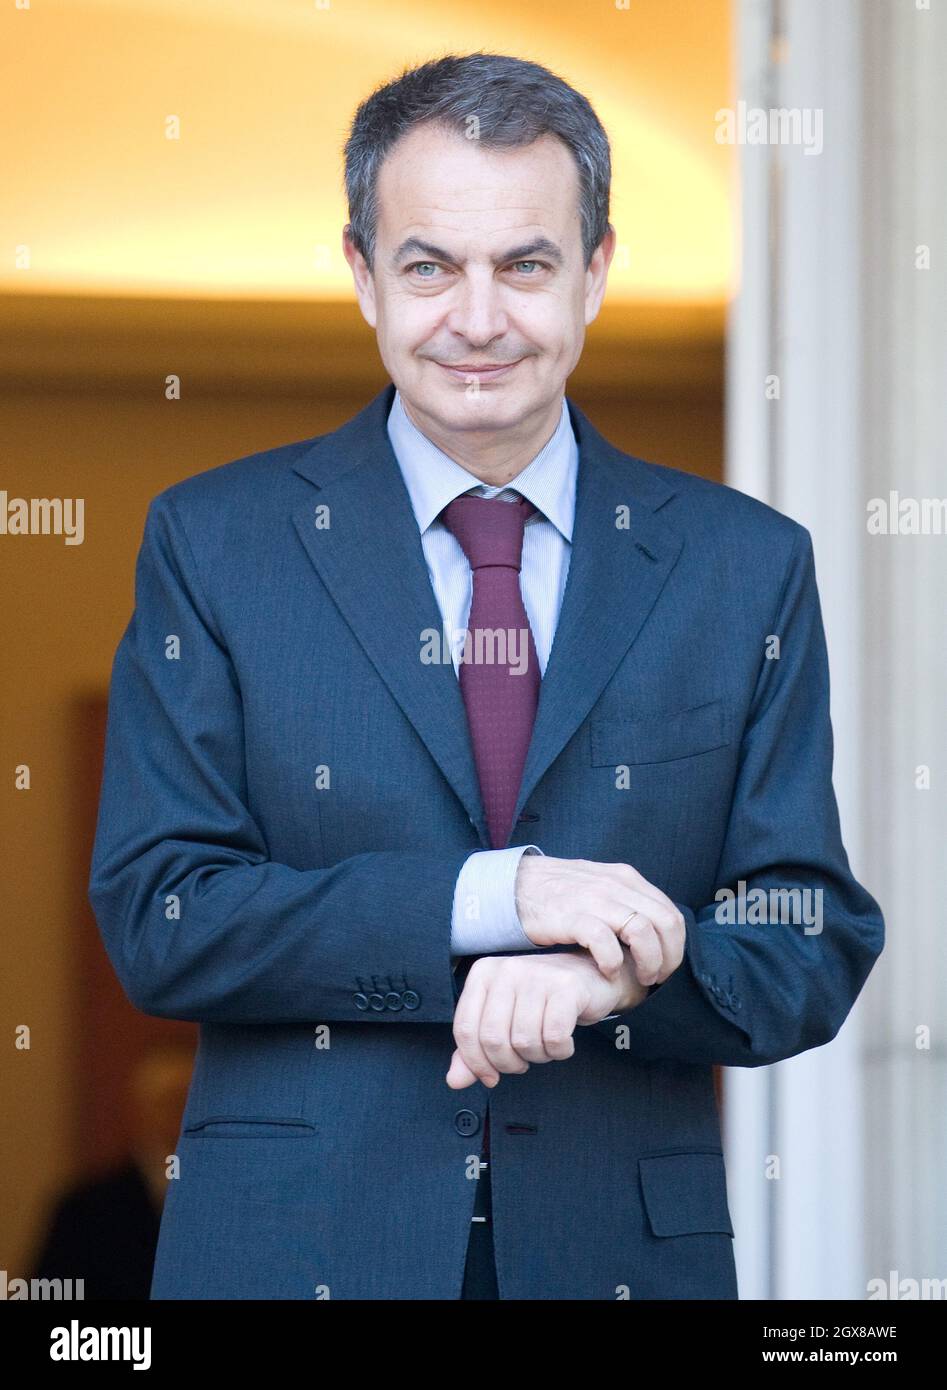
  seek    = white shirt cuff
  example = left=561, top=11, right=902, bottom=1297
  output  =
left=450, top=845, right=544, bottom=957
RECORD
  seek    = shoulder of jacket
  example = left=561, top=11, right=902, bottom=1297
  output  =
left=601, top=448, right=811, bottom=568
left=148, top=433, right=326, bottom=520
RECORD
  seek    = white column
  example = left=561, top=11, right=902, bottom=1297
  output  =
left=858, top=0, right=947, bottom=1293
left=725, top=0, right=945, bottom=1299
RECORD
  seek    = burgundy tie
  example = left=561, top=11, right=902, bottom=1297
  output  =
left=441, top=490, right=541, bottom=1160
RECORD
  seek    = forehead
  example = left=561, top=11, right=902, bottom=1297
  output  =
left=374, top=123, right=579, bottom=241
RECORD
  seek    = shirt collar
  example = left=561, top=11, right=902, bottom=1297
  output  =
left=386, top=387, right=576, bottom=543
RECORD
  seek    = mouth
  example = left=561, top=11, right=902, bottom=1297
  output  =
left=434, top=358, right=523, bottom=382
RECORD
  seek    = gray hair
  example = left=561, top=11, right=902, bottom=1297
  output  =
left=343, top=52, right=612, bottom=272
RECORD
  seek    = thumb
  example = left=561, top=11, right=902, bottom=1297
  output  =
left=446, top=1048, right=479, bottom=1089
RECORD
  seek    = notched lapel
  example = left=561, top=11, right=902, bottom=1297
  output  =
left=508, top=404, right=685, bottom=834
left=290, top=387, right=490, bottom=845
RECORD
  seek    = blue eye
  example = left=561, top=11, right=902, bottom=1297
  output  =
left=513, top=261, right=540, bottom=273
left=411, top=263, right=439, bottom=277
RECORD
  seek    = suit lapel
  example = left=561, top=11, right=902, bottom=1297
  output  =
left=509, top=397, right=684, bottom=830
left=290, top=384, right=684, bottom=849
left=291, top=385, right=489, bottom=841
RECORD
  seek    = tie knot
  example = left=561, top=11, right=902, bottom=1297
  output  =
left=440, top=491, right=536, bottom=571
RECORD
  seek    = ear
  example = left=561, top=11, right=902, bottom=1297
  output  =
left=584, top=225, right=617, bottom=326
left=343, top=224, right=377, bottom=328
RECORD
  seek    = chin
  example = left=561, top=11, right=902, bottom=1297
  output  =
left=438, top=381, right=537, bottom=417
left=440, top=397, right=528, bottom=432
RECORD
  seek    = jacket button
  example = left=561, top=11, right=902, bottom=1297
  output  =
left=368, top=992, right=386, bottom=1011
left=454, top=1109, right=480, bottom=1137
left=384, top=991, right=403, bottom=1011
left=353, top=993, right=369, bottom=1011
left=402, top=990, right=421, bottom=1010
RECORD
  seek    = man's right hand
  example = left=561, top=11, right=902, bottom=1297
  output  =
left=446, top=946, right=648, bottom=1090
left=514, top=855, right=686, bottom=986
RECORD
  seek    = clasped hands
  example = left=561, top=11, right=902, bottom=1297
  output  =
left=446, top=856, right=686, bottom=1089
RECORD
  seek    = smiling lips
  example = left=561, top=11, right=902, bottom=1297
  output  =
left=436, top=359, right=523, bottom=380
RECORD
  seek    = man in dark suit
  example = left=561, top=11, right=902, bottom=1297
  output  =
left=88, top=52, right=884, bottom=1300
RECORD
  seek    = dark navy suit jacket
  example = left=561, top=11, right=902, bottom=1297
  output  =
left=88, top=383, right=884, bottom=1299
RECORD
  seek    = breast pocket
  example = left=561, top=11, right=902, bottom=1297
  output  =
left=589, top=699, right=729, bottom=767
left=587, top=700, right=732, bottom=894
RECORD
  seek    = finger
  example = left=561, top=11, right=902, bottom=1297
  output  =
left=616, top=908, right=664, bottom=985
left=452, top=970, right=500, bottom=1087
left=541, top=987, right=579, bottom=1061
left=617, top=896, right=686, bottom=982
left=568, top=911, right=626, bottom=978
left=649, top=903, right=686, bottom=981
left=580, top=864, right=686, bottom=982
left=633, top=909, right=678, bottom=983
left=586, top=878, right=684, bottom=956
left=601, top=886, right=679, bottom=984
left=479, top=977, right=529, bottom=1076
left=510, top=988, right=553, bottom=1064
left=446, top=1047, right=480, bottom=1090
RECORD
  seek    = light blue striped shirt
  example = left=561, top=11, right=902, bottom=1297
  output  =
left=386, top=387, right=578, bottom=956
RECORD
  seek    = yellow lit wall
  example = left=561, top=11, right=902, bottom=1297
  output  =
left=1, top=0, right=731, bottom=302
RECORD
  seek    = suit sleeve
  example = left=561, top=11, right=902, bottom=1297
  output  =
left=88, top=493, right=471, bottom=1026
left=590, top=525, right=884, bottom=1067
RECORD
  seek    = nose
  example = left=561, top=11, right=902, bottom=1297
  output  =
left=445, top=271, right=510, bottom=351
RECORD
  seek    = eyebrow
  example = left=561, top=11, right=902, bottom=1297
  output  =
left=390, top=236, right=564, bottom=270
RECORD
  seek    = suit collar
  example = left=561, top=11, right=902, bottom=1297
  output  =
left=290, top=383, right=683, bottom=847
left=291, top=381, right=676, bottom=513
left=386, top=387, right=577, bottom=542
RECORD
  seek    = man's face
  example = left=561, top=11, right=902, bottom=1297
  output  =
left=344, top=121, right=614, bottom=441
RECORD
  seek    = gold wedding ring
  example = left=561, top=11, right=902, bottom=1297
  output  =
left=620, top=910, right=639, bottom=930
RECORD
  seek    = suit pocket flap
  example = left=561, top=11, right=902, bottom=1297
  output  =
left=590, top=700, right=728, bottom=766
left=638, top=1150, right=734, bottom=1237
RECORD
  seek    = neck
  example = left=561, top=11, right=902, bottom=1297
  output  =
left=400, top=394, right=564, bottom=487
